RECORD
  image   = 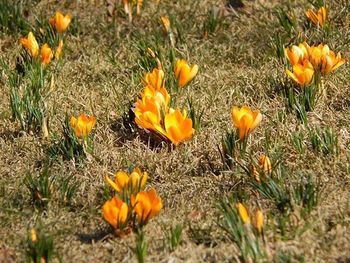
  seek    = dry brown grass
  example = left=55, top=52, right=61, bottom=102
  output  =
left=1, top=0, right=350, bottom=262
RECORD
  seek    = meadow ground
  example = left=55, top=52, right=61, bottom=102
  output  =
left=0, top=0, right=350, bottom=262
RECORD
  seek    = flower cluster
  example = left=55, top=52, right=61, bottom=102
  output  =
left=285, top=42, right=345, bottom=86
left=103, top=167, right=162, bottom=231
left=134, top=59, right=198, bottom=146
left=237, top=203, right=264, bottom=234
left=20, top=11, right=71, bottom=66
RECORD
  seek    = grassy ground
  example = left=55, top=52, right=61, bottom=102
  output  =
left=1, top=0, right=350, bottom=262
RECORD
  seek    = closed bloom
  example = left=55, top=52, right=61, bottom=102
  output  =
left=70, top=114, right=96, bottom=138
left=160, top=16, right=171, bottom=33
left=131, top=188, right=162, bottom=225
left=254, top=209, right=264, bottom=233
left=55, top=40, right=64, bottom=60
left=129, top=167, right=148, bottom=192
left=174, top=59, right=199, bottom=88
left=258, top=155, right=272, bottom=174
left=105, top=168, right=148, bottom=193
left=163, top=109, right=195, bottom=146
left=31, top=229, right=38, bottom=242
left=236, top=203, right=250, bottom=224
left=20, top=32, right=39, bottom=57
left=102, top=196, right=129, bottom=229
left=305, top=6, right=327, bottom=27
left=250, top=164, right=260, bottom=183
left=231, top=106, right=262, bottom=141
left=286, top=60, right=314, bottom=86
left=50, top=11, right=72, bottom=33
left=40, top=44, right=53, bottom=65
left=285, top=43, right=309, bottom=65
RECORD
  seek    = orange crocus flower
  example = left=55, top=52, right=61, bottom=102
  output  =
left=41, top=44, right=53, bottom=65
left=144, top=68, right=165, bottom=91
left=286, top=60, right=314, bottom=86
left=131, top=188, right=162, bottom=225
left=305, top=6, right=327, bottom=27
left=231, top=106, right=262, bottom=141
left=320, top=50, right=346, bottom=74
left=254, top=209, right=264, bottom=234
left=31, top=229, right=38, bottom=242
left=160, top=16, right=171, bottom=33
left=174, top=59, right=199, bottom=88
left=20, top=32, right=39, bottom=57
left=105, top=167, right=148, bottom=193
left=306, top=43, right=329, bottom=67
left=236, top=203, right=250, bottom=224
left=55, top=40, right=64, bottom=60
left=50, top=11, right=72, bottom=33
left=163, top=109, right=195, bottom=146
left=134, top=96, right=165, bottom=132
left=70, top=114, right=96, bottom=138
left=285, top=43, right=309, bottom=66
left=102, top=196, right=129, bottom=229
left=258, top=155, right=272, bottom=174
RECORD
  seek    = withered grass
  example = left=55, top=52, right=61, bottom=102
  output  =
left=0, top=0, right=350, bottom=262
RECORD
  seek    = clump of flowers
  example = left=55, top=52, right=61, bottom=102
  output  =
left=219, top=199, right=266, bottom=262
left=134, top=61, right=199, bottom=146
left=284, top=41, right=345, bottom=111
left=305, top=6, right=327, bottom=28
left=285, top=42, right=345, bottom=80
left=6, top=10, right=72, bottom=136
left=103, top=167, right=162, bottom=234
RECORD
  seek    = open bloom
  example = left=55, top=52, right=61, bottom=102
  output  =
left=102, top=196, right=129, bottom=229
left=236, top=203, right=250, bottom=224
left=50, top=11, right=72, bottom=33
left=163, top=109, right=195, bottom=146
left=131, top=188, right=162, bottom=225
left=231, top=106, right=262, bottom=141
left=70, top=114, right=96, bottom=138
left=20, top=32, right=39, bottom=57
left=41, top=44, right=53, bottom=65
left=134, top=95, right=166, bottom=133
left=286, top=60, right=314, bottom=86
left=105, top=167, right=148, bottom=193
left=285, top=43, right=309, bottom=66
left=55, top=40, right=64, bottom=60
left=258, top=155, right=272, bottom=174
left=305, top=6, right=327, bottom=27
left=174, top=59, right=199, bottom=88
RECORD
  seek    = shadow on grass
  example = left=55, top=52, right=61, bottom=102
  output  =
left=110, top=108, right=172, bottom=151
left=77, top=229, right=111, bottom=244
